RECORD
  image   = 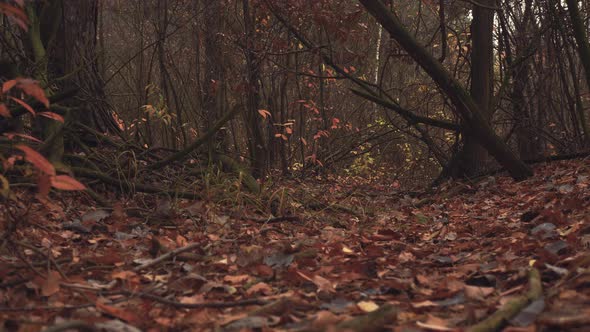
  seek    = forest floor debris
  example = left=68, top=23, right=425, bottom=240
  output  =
left=1, top=158, right=589, bottom=331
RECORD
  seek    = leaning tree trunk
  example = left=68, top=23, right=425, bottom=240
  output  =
left=358, top=0, right=532, bottom=180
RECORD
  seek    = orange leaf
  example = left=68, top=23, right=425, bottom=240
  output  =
left=0, top=104, right=10, bottom=118
left=15, top=145, right=55, bottom=175
left=9, top=96, right=35, bottom=115
left=17, top=78, right=49, bottom=108
left=41, top=270, right=61, bottom=297
left=258, top=109, right=271, bottom=119
left=2, top=79, right=17, bottom=93
left=223, top=274, right=250, bottom=284
left=51, top=175, right=86, bottom=191
left=3, top=132, right=42, bottom=143
left=0, top=4, right=28, bottom=30
left=38, top=112, right=64, bottom=123
left=246, top=282, right=273, bottom=296
left=96, top=299, right=139, bottom=323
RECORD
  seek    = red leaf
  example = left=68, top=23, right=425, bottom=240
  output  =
left=0, top=104, right=10, bottom=118
left=96, top=300, right=139, bottom=323
left=258, top=109, right=271, bottom=119
left=0, top=3, right=28, bottom=30
left=50, top=175, right=86, bottom=191
left=2, top=79, right=17, bottom=93
left=15, top=145, right=55, bottom=176
left=3, top=132, right=43, bottom=143
left=38, top=112, right=64, bottom=123
left=9, top=97, right=35, bottom=115
left=16, top=78, right=49, bottom=108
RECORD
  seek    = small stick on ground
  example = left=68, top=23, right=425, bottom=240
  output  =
left=121, top=290, right=268, bottom=308
left=247, top=215, right=301, bottom=224
left=133, top=242, right=201, bottom=272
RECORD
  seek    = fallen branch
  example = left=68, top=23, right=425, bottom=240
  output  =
left=133, top=242, right=202, bottom=272
left=467, top=268, right=542, bottom=332
left=149, top=106, right=240, bottom=170
left=72, top=167, right=202, bottom=200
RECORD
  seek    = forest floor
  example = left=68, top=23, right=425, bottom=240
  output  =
left=1, top=158, right=590, bottom=331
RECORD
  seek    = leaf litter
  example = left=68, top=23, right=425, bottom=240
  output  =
left=0, top=159, right=589, bottom=331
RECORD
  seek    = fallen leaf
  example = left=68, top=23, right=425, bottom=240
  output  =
left=464, top=285, right=495, bottom=300
left=96, top=299, right=139, bottom=323
left=246, top=282, right=273, bottom=296
left=41, top=270, right=61, bottom=297
left=416, top=314, right=454, bottom=331
left=223, top=274, right=250, bottom=284
left=357, top=300, right=379, bottom=312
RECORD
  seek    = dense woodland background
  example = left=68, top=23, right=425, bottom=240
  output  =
left=1, top=1, right=590, bottom=331
left=1, top=0, right=589, bottom=193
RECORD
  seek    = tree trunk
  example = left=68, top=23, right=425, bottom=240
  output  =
left=203, top=0, right=227, bottom=154
left=242, top=0, right=267, bottom=178
left=453, top=0, right=496, bottom=177
left=358, top=0, right=533, bottom=180
left=565, top=0, right=590, bottom=145
left=53, top=0, right=118, bottom=134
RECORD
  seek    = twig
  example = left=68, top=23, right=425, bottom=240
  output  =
left=122, top=290, right=268, bottom=308
left=13, top=241, right=68, bottom=280
left=148, top=106, right=240, bottom=170
left=0, top=297, right=129, bottom=312
left=538, top=312, right=590, bottom=329
left=247, top=215, right=301, bottom=224
left=133, top=242, right=201, bottom=272
left=72, top=167, right=202, bottom=200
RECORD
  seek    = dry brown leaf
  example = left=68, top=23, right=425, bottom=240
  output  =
left=41, top=270, right=61, bottom=297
